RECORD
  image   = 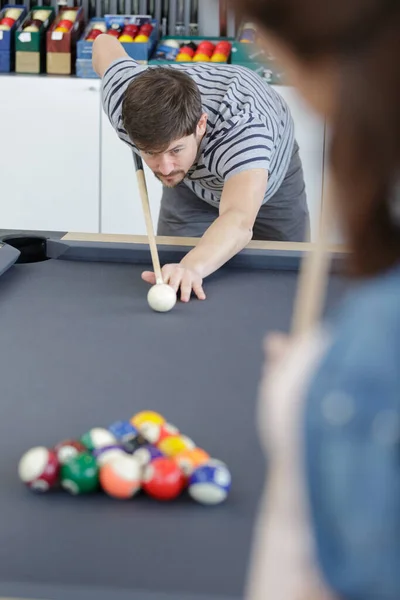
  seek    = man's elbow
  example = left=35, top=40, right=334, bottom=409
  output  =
left=226, top=209, right=254, bottom=245
left=241, top=225, right=253, bottom=246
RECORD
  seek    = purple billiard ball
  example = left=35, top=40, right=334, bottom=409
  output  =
left=132, top=443, right=164, bottom=467
left=93, top=444, right=126, bottom=467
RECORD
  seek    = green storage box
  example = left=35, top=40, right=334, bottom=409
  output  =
left=15, top=6, right=55, bottom=53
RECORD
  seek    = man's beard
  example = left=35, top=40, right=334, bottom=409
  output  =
left=154, top=170, right=186, bottom=188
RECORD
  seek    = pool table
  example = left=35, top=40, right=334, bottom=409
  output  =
left=0, top=233, right=347, bottom=600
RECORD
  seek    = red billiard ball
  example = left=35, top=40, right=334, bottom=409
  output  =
left=180, top=45, right=195, bottom=58
left=197, top=41, right=215, bottom=56
left=57, top=19, right=73, bottom=30
left=142, top=457, right=185, bottom=501
left=123, top=24, right=139, bottom=37
left=18, top=446, right=60, bottom=493
left=107, top=29, right=120, bottom=38
left=0, top=17, right=15, bottom=28
left=215, top=41, right=232, bottom=56
left=86, top=28, right=102, bottom=41
left=139, top=23, right=153, bottom=36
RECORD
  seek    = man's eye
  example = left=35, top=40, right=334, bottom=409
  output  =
left=172, top=148, right=181, bottom=155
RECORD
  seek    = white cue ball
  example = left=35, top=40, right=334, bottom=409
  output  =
left=147, top=283, right=177, bottom=313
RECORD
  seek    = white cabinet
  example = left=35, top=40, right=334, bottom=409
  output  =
left=100, top=111, right=162, bottom=235
left=275, top=86, right=325, bottom=240
left=0, top=76, right=101, bottom=232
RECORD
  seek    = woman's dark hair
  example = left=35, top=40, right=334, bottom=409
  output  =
left=230, top=0, right=400, bottom=276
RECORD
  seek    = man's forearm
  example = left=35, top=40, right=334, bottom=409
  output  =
left=180, top=210, right=253, bottom=278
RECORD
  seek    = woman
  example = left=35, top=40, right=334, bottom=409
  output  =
left=227, top=1, right=400, bottom=599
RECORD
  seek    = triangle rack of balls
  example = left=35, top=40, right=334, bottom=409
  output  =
left=17, top=411, right=232, bottom=506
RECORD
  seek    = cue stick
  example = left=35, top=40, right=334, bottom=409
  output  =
left=132, top=152, right=164, bottom=285
left=290, top=180, right=335, bottom=336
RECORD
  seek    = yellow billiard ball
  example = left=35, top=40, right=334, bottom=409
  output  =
left=158, top=435, right=191, bottom=457
left=131, top=410, right=165, bottom=429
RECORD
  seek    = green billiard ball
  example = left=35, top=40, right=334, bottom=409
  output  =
left=61, top=453, right=99, bottom=495
left=80, top=427, right=116, bottom=452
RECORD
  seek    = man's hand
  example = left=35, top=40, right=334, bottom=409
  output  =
left=142, top=264, right=206, bottom=302
left=142, top=169, right=268, bottom=304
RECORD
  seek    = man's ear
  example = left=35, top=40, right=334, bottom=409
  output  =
left=197, top=113, right=208, bottom=137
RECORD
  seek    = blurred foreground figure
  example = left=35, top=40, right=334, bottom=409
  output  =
left=228, top=1, right=400, bottom=599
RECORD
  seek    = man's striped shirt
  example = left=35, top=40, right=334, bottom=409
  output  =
left=101, top=57, right=295, bottom=207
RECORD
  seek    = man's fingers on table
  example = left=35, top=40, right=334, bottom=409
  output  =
left=180, top=273, right=193, bottom=302
left=168, top=270, right=184, bottom=293
left=141, top=271, right=156, bottom=284
left=193, top=281, right=206, bottom=300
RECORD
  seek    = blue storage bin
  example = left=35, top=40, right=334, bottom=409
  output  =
left=0, top=4, right=27, bottom=71
left=77, top=16, right=158, bottom=63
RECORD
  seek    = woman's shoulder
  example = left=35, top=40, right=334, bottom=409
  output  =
left=303, top=263, right=400, bottom=600
left=327, top=262, right=400, bottom=374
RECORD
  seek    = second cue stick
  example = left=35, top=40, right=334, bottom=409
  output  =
left=291, top=182, right=334, bottom=336
left=132, top=152, right=164, bottom=285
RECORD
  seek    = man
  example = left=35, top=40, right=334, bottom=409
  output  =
left=93, top=35, right=309, bottom=302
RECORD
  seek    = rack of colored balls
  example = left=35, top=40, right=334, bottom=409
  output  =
left=0, top=7, right=52, bottom=32
left=18, top=410, right=232, bottom=505
left=85, top=21, right=153, bottom=43
left=0, top=6, right=24, bottom=30
left=156, top=38, right=232, bottom=63
left=53, top=10, right=79, bottom=34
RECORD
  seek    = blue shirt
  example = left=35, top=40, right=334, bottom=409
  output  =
left=304, top=261, right=400, bottom=599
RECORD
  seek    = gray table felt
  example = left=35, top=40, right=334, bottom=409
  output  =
left=0, top=257, right=347, bottom=599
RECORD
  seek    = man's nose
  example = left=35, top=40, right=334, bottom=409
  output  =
left=157, top=156, right=174, bottom=176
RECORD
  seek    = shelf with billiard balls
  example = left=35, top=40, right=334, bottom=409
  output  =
left=77, top=16, right=159, bottom=68
left=17, top=410, right=232, bottom=506
left=14, top=6, right=55, bottom=74
left=150, top=36, right=233, bottom=65
left=46, top=7, right=86, bottom=76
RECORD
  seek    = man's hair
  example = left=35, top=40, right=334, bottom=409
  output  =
left=121, top=67, right=203, bottom=153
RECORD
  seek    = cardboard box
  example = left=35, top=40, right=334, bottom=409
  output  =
left=77, top=16, right=158, bottom=63
left=47, top=52, right=71, bottom=75
left=46, top=6, right=85, bottom=74
left=15, top=50, right=40, bottom=73
left=15, top=6, right=55, bottom=73
left=0, top=4, right=27, bottom=72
